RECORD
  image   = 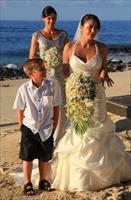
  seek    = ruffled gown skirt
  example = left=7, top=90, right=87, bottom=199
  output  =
left=49, top=83, right=131, bottom=191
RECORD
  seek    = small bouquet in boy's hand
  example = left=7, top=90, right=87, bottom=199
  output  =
left=43, top=47, right=62, bottom=75
left=66, top=72, right=96, bottom=136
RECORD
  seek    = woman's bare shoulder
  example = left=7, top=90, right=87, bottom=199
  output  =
left=63, top=41, right=76, bottom=59
left=64, top=41, right=76, bottom=50
left=96, top=41, right=108, bottom=51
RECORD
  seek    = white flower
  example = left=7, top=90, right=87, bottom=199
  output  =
left=66, top=72, right=96, bottom=136
left=43, top=47, right=62, bottom=69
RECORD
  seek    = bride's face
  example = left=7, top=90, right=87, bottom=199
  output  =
left=80, top=19, right=98, bottom=40
left=43, top=13, right=57, bottom=29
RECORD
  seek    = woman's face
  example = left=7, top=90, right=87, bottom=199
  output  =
left=80, top=19, right=98, bottom=40
left=43, top=13, right=57, bottom=29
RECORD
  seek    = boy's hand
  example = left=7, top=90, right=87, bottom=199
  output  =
left=17, top=110, right=24, bottom=127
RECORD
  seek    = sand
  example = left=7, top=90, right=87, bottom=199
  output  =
left=0, top=71, right=131, bottom=200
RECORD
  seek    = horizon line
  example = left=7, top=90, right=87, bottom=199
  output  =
left=0, top=19, right=130, bottom=22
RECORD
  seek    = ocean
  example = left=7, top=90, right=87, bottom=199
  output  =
left=0, top=20, right=131, bottom=68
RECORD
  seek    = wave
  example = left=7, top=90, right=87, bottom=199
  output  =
left=0, top=52, right=131, bottom=70
left=0, top=46, right=130, bottom=58
left=0, top=49, right=29, bottom=57
left=0, top=20, right=131, bottom=68
left=0, top=28, right=35, bottom=33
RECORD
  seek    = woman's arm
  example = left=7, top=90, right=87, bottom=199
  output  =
left=99, top=43, right=114, bottom=87
left=29, top=35, right=39, bottom=59
left=17, top=109, right=24, bottom=127
left=63, top=42, right=72, bottom=78
left=53, top=106, right=59, bottom=131
left=64, top=32, right=69, bottom=45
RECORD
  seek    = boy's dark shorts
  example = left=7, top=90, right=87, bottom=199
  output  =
left=20, top=124, right=53, bottom=162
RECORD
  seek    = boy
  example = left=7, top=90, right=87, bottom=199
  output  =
left=13, top=58, right=61, bottom=195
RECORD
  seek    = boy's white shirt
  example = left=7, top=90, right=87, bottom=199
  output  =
left=13, top=79, right=62, bottom=142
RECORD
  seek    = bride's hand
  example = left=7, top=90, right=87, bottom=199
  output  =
left=104, top=76, right=114, bottom=87
left=99, top=69, right=114, bottom=87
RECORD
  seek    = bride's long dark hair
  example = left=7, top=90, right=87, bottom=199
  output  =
left=73, top=14, right=100, bottom=41
left=81, top=14, right=101, bottom=31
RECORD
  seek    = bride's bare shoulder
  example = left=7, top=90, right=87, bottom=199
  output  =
left=96, top=41, right=108, bottom=51
left=64, top=41, right=76, bottom=57
left=64, top=41, right=76, bottom=49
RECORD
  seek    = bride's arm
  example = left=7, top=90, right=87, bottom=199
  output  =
left=99, top=43, right=114, bottom=87
left=63, top=42, right=72, bottom=78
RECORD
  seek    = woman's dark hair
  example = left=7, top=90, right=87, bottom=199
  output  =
left=42, top=6, right=57, bottom=17
left=81, top=14, right=101, bottom=30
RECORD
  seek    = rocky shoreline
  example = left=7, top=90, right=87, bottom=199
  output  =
left=0, top=65, right=27, bottom=81
left=0, top=59, right=131, bottom=81
left=107, top=60, right=131, bottom=72
left=0, top=45, right=131, bottom=81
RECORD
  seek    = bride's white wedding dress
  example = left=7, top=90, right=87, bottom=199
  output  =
left=49, top=42, right=131, bottom=191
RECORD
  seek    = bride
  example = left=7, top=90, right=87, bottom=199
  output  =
left=49, top=14, right=131, bottom=191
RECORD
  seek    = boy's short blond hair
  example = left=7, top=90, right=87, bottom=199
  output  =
left=23, top=58, right=44, bottom=75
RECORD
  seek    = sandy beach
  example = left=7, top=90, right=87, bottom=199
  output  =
left=0, top=71, right=131, bottom=200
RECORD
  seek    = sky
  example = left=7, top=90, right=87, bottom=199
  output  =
left=0, top=0, right=131, bottom=21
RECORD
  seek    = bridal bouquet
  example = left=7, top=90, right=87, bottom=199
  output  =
left=43, top=47, right=62, bottom=74
left=66, top=72, right=96, bottom=135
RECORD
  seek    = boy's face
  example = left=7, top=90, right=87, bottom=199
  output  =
left=30, top=62, right=46, bottom=81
